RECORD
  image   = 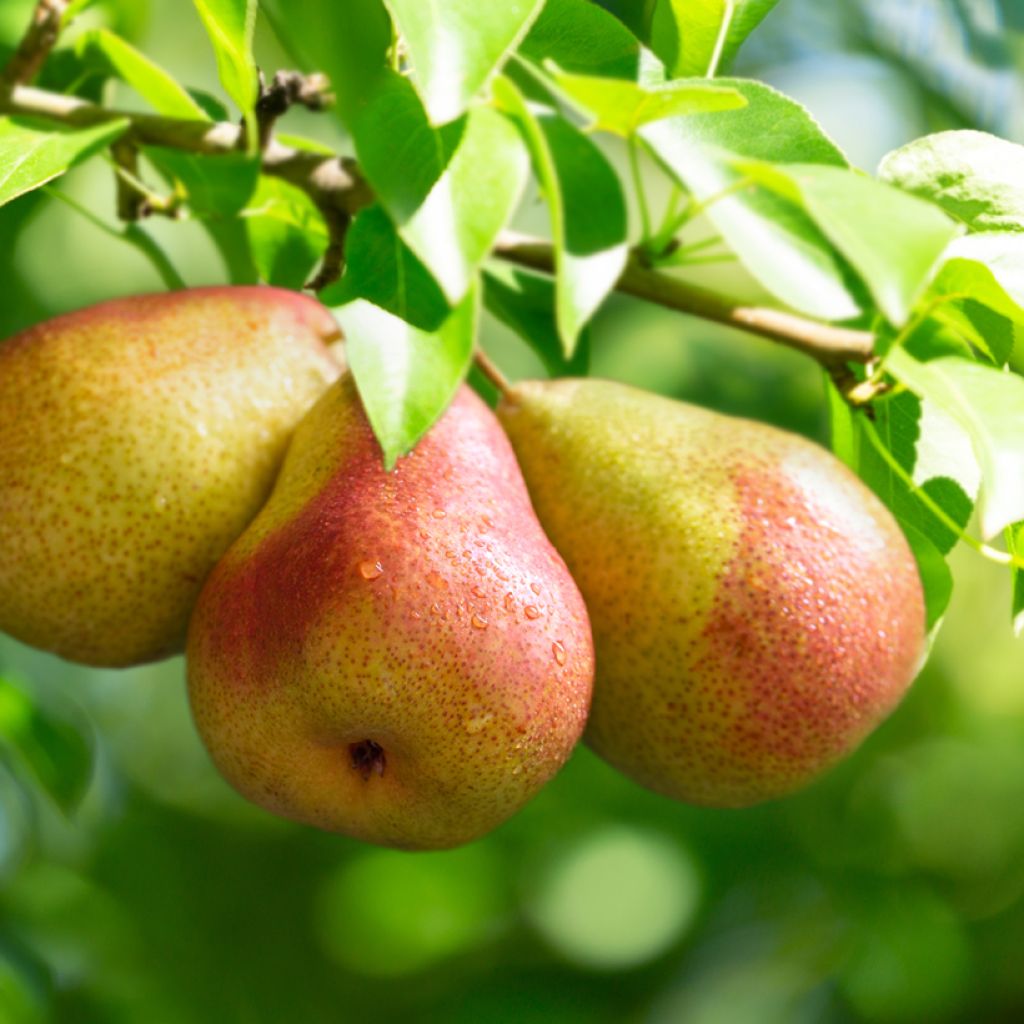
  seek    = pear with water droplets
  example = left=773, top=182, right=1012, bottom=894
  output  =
left=0, top=287, right=342, bottom=667
left=497, top=378, right=926, bottom=807
left=186, top=374, right=594, bottom=850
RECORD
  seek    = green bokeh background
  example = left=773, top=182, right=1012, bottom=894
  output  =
left=3, top=2, right=1024, bottom=1021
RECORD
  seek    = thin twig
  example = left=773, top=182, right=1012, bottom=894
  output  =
left=493, top=233, right=876, bottom=367
left=0, top=81, right=877, bottom=366
left=1, top=0, right=69, bottom=87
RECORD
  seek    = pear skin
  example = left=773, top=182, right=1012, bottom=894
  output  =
left=186, top=375, right=594, bottom=850
left=497, top=378, right=926, bottom=808
left=0, top=287, right=342, bottom=667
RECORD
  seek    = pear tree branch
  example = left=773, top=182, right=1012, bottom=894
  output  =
left=0, top=0, right=68, bottom=87
left=0, top=0, right=876, bottom=372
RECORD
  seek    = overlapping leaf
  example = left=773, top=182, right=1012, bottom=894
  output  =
left=649, top=0, right=782, bottom=78
left=0, top=117, right=129, bottom=207
left=192, top=0, right=257, bottom=134
left=641, top=80, right=859, bottom=321
left=338, top=285, right=479, bottom=469
left=495, top=77, right=628, bottom=354
left=384, top=0, right=544, bottom=123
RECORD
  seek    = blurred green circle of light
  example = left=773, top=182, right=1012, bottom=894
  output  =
left=526, top=826, right=701, bottom=969
left=315, top=844, right=504, bottom=977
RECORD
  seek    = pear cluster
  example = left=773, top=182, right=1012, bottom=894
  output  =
left=0, top=288, right=926, bottom=849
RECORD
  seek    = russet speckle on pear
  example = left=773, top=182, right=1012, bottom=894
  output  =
left=497, top=377, right=926, bottom=808
left=186, top=374, right=594, bottom=850
left=0, top=286, right=342, bottom=667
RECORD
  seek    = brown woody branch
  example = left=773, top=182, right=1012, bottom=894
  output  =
left=0, top=80, right=875, bottom=366
left=1, top=0, right=68, bottom=87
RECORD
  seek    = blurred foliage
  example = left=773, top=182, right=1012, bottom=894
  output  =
left=2, top=1, right=1024, bottom=1022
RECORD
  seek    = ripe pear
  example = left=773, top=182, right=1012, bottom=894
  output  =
left=186, top=374, right=594, bottom=850
left=0, top=287, right=342, bottom=667
left=497, top=378, right=926, bottom=807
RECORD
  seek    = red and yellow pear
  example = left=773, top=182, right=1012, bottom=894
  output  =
left=497, top=377, right=926, bottom=807
left=186, top=374, right=594, bottom=849
left=0, top=287, right=342, bottom=667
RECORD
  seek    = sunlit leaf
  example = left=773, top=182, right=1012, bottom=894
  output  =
left=740, top=162, right=961, bottom=325
left=76, top=28, right=208, bottom=118
left=495, top=77, right=627, bottom=354
left=352, top=72, right=529, bottom=303
left=879, top=131, right=1024, bottom=233
left=547, top=65, right=745, bottom=136
left=649, top=0, right=782, bottom=78
left=0, top=116, right=129, bottom=207
left=338, top=284, right=478, bottom=468
left=887, top=349, right=1024, bottom=539
left=641, top=80, right=858, bottom=321
left=192, top=0, right=257, bottom=133
left=384, top=0, right=544, bottom=123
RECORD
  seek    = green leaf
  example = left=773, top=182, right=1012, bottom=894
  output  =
left=384, top=0, right=544, bottom=123
left=519, top=0, right=653, bottom=79
left=242, top=176, right=327, bottom=289
left=879, top=130, right=1024, bottom=233
left=887, top=348, right=1024, bottom=539
left=339, top=284, right=479, bottom=468
left=321, top=204, right=449, bottom=331
left=352, top=73, right=529, bottom=304
left=0, top=676, right=92, bottom=815
left=145, top=147, right=260, bottom=216
left=739, top=162, right=961, bottom=325
left=495, top=78, right=628, bottom=354
left=902, top=522, right=954, bottom=632
left=192, top=0, right=257, bottom=134
left=0, top=116, right=129, bottom=207
left=649, top=0, right=781, bottom=78
left=829, top=385, right=972, bottom=630
left=76, top=28, right=208, bottom=119
left=931, top=232, right=1024, bottom=322
left=259, top=0, right=391, bottom=126
left=1007, top=521, right=1024, bottom=634
left=547, top=65, right=745, bottom=136
left=641, top=80, right=859, bottom=321
left=483, top=264, right=590, bottom=377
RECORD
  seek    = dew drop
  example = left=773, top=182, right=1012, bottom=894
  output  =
left=530, top=582, right=541, bottom=595
left=552, top=640, right=567, bottom=666
left=426, top=570, right=448, bottom=590
left=481, top=514, right=494, bottom=531
left=359, top=560, right=384, bottom=580
left=432, top=508, right=447, bottom=519
left=471, top=614, right=489, bottom=630
left=524, top=605, right=542, bottom=620
left=152, top=494, right=168, bottom=511
left=471, top=585, right=487, bottom=599
left=504, top=592, right=515, bottom=612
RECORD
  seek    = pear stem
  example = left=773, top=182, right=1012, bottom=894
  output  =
left=473, top=349, right=514, bottom=398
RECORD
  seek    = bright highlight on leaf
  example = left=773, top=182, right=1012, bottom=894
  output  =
left=495, top=77, right=628, bottom=355
left=880, top=130, right=1024, bottom=234
left=546, top=64, right=746, bottom=136
left=739, top=161, right=962, bottom=325
left=191, top=0, right=257, bottom=140
left=887, top=349, right=1024, bottom=540
left=384, top=0, right=545, bottom=124
left=337, top=285, right=479, bottom=469
left=0, top=117, right=129, bottom=208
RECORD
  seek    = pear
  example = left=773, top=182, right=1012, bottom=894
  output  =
left=186, top=374, right=594, bottom=850
left=497, top=378, right=926, bottom=808
left=0, top=287, right=342, bottom=667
